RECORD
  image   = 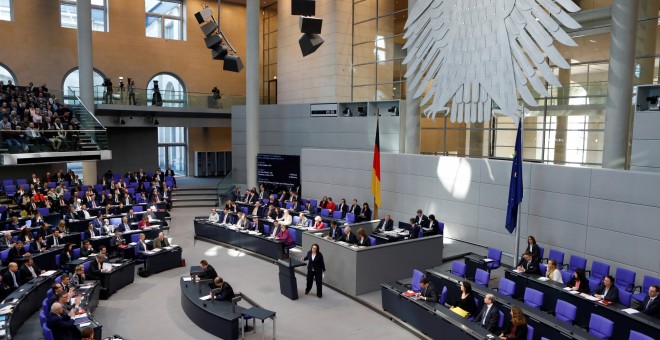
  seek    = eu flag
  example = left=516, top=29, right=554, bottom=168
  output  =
left=505, top=120, right=523, bottom=234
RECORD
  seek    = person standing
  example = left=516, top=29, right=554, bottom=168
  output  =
left=302, top=243, right=325, bottom=298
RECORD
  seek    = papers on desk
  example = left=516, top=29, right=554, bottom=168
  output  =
left=78, top=285, right=93, bottom=290
left=336, top=241, right=349, bottom=246
left=78, top=257, right=88, bottom=261
left=248, top=231, right=260, bottom=235
left=397, top=230, right=410, bottom=236
left=170, top=244, right=179, bottom=248
left=78, top=322, right=91, bottom=327
left=111, top=263, right=122, bottom=267
left=622, top=308, right=640, bottom=314
left=199, top=295, right=212, bottom=301
left=537, top=277, right=549, bottom=281
left=102, top=263, right=113, bottom=271
left=483, top=258, right=494, bottom=263
left=128, top=242, right=137, bottom=246
left=0, top=306, right=13, bottom=314
left=512, top=269, right=522, bottom=273
left=314, top=233, right=324, bottom=236
left=183, top=277, right=193, bottom=282
left=40, top=270, right=58, bottom=277
left=581, top=293, right=600, bottom=301
left=0, top=329, right=5, bottom=337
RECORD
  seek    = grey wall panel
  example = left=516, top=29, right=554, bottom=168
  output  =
left=436, top=180, right=481, bottom=205
left=588, top=198, right=660, bottom=241
left=632, top=112, right=660, bottom=140
left=527, top=215, right=587, bottom=254
left=479, top=183, right=510, bottom=210
left=478, top=229, right=517, bottom=255
left=630, top=166, right=660, bottom=173
left=590, top=169, right=660, bottom=206
left=631, top=140, right=660, bottom=167
left=530, top=164, right=591, bottom=196
left=528, top=190, right=589, bottom=225
left=437, top=200, right=479, bottom=227
left=585, top=227, right=660, bottom=274
left=478, top=206, right=508, bottom=233
left=97, top=127, right=158, bottom=176
left=444, top=223, right=479, bottom=244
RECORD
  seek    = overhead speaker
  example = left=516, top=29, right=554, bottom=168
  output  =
left=200, top=20, right=218, bottom=37
left=194, top=8, right=213, bottom=24
left=299, top=33, right=324, bottom=57
left=299, top=17, right=322, bottom=35
left=291, top=0, right=315, bottom=16
left=205, top=34, right=223, bottom=49
left=223, top=55, right=244, bottom=72
left=212, top=45, right=228, bottom=60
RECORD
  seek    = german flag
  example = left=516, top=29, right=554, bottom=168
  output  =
left=371, top=118, right=381, bottom=207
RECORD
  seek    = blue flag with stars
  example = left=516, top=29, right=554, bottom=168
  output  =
left=505, top=120, right=523, bottom=234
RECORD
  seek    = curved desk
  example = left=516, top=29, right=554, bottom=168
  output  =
left=179, top=277, right=242, bottom=339
left=0, top=273, right=56, bottom=338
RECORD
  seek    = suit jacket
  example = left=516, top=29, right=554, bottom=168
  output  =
left=80, top=247, right=93, bottom=257
left=249, top=220, right=265, bottom=234
left=36, top=227, right=51, bottom=239
left=348, top=204, right=361, bottom=216
left=8, top=246, right=26, bottom=261
left=525, top=243, right=541, bottom=262
left=46, top=312, right=81, bottom=340
left=153, top=237, right=170, bottom=248
left=594, top=284, right=619, bottom=302
left=213, top=282, right=235, bottom=301
left=0, top=237, right=14, bottom=248
left=48, top=236, right=63, bottom=248
left=427, top=220, right=441, bottom=235
left=137, top=241, right=149, bottom=254
left=410, top=224, right=422, bottom=239
left=416, top=214, right=430, bottom=229
left=126, top=214, right=138, bottom=223
left=516, top=257, right=541, bottom=275
left=2, top=270, right=21, bottom=289
left=637, top=295, right=660, bottom=317
left=420, top=282, right=438, bottom=302
left=303, top=251, right=325, bottom=273
left=84, top=228, right=99, bottom=239
left=566, top=277, right=590, bottom=294
left=19, top=264, right=41, bottom=281
left=376, top=219, right=394, bottom=232
left=327, top=227, right=343, bottom=241
left=356, top=237, right=370, bottom=247
left=92, top=218, right=103, bottom=230
left=201, top=265, right=218, bottom=280
left=110, top=236, right=125, bottom=248
left=115, top=223, right=131, bottom=232
left=339, top=232, right=358, bottom=245
left=337, top=204, right=348, bottom=217
left=502, top=322, right=528, bottom=340
left=88, top=260, right=103, bottom=279
left=30, top=240, right=47, bottom=253
left=291, top=202, right=301, bottom=212
left=474, top=304, right=500, bottom=333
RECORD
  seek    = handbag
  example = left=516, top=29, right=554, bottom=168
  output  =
left=450, top=306, right=470, bottom=318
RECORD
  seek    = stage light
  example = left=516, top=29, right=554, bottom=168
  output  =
left=358, top=106, right=367, bottom=117
left=388, top=106, right=399, bottom=116
left=342, top=108, right=352, bottom=117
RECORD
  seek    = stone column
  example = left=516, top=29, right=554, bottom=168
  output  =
left=76, top=0, right=94, bottom=113
left=246, top=0, right=260, bottom=188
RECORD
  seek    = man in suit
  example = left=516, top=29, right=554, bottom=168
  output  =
left=409, top=218, right=422, bottom=239
left=136, top=233, right=149, bottom=255
left=375, top=214, right=394, bottom=232
left=66, top=206, right=78, bottom=221
left=78, top=204, right=91, bottom=219
left=110, top=230, right=125, bottom=250
left=348, top=199, right=361, bottom=216
left=19, top=255, right=43, bottom=281
left=337, top=198, right=348, bottom=218
left=417, top=277, right=438, bottom=302
left=48, top=230, right=63, bottom=248
left=115, top=216, right=131, bottom=232
left=474, top=294, right=499, bottom=333
left=165, top=166, right=176, bottom=188
left=235, top=212, right=249, bottom=229
left=3, top=262, right=21, bottom=291
left=84, top=223, right=99, bottom=239
left=36, top=223, right=52, bottom=239
left=126, top=209, right=138, bottom=223
left=415, top=209, right=430, bottom=229
left=594, top=275, right=619, bottom=302
left=46, top=302, right=82, bottom=339
left=425, top=214, right=442, bottom=235
left=637, top=284, right=660, bottom=318
left=326, top=221, right=343, bottom=241
left=339, top=226, right=358, bottom=245
left=250, top=202, right=262, bottom=217
left=211, top=277, right=235, bottom=301
left=60, top=274, right=72, bottom=293
left=30, top=235, right=48, bottom=253
left=8, top=241, right=27, bottom=262
left=199, top=260, right=218, bottom=280
left=92, top=214, right=104, bottom=231
left=516, top=251, right=541, bottom=275
left=88, top=254, right=106, bottom=280
left=249, top=217, right=265, bottom=234
left=153, top=232, right=170, bottom=248
left=0, top=231, right=15, bottom=248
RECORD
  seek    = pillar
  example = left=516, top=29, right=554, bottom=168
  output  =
left=82, top=161, right=97, bottom=186
left=246, top=0, right=260, bottom=188
left=602, top=0, right=638, bottom=169
left=554, top=66, right=571, bottom=164
left=76, top=0, right=94, bottom=113
left=405, top=0, right=420, bottom=154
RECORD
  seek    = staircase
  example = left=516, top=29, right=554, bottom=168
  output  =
left=71, top=105, right=106, bottom=151
left=171, top=188, right=218, bottom=208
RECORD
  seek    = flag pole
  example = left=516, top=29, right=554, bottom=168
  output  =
left=512, top=113, right=524, bottom=267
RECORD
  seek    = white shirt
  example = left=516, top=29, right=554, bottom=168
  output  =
left=547, top=269, right=563, bottom=283
left=209, top=213, right=219, bottom=223
left=482, top=304, right=492, bottom=325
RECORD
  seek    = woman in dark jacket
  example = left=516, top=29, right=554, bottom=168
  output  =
left=453, top=281, right=477, bottom=317
left=302, top=243, right=325, bottom=298
left=525, top=235, right=540, bottom=262
left=358, top=203, right=372, bottom=222
left=356, top=228, right=370, bottom=247
left=566, top=268, right=590, bottom=294
left=500, top=306, right=527, bottom=340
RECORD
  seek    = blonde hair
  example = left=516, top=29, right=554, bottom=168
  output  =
left=546, top=259, right=558, bottom=278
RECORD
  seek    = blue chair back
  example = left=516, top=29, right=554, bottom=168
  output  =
left=309, top=199, right=318, bottom=210
left=548, top=249, right=565, bottom=268
left=285, top=202, right=293, bottom=209
left=439, top=286, right=447, bottom=304
left=438, top=221, right=445, bottom=234
left=523, top=288, right=544, bottom=309
left=131, top=234, right=140, bottom=243
left=300, top=198, right=307, bottom=205
left=42, top=297, right=50, bottom=314
left=560, top=270, right=573, bottom=285
left=555, top=299, right=577, bottom=324
left=539, top=263, right=548, bottom=277
left=320, top=209, right=330, bottom=217
left=63, top=192, right=71, bottom=201
left=568, top=255, right=587, bottom=272
left=263, top=224, right=271, bottom=235
left=272, top=194, right=278, bottom=199
left=72, top=248, right=80, bottom=259
left=292, top=216, right=300, bottom=224
left=55, top=276, right=62, bottom=283
left=346, top=213, right=355, bottom=223
left=133, top=205, right=143, bottom=212
left=588, top=277, right=600, bottom=293
left=486, top=248, right=502, bottom=270
left=538, top=246, right=545, bottom=259
left=128, top=188, right=135, bottom=195
left=411, top=269, right=424, bottom=292
left=451, top=261, right=466, bottom=277
left=110, top=217, right=121, bottom=225
left=16, top=179, right=27, bottom=185
left=144, top=182, right=151, bottom=190
left=81, top=185, right=89, bottom=192
left=629, top=330, right=654, bottom=340
left=0, top=249, right=10, bottom=263
left=43, top=322, right=54, bottom=340
left=619, top=289, right=632, bottom=307
left=615, top=268, right=636, bottom=292
left=475, top=269, right=490, bottom=287
left=288, top=229, right=297, bottom=244
left=369, top=236, right=376, bottom=246
left=417, top=228, right=424, bottom=238
left=527, top=325, right=534, bottom=340
left=55, top=254, right=61, bottom=266
left=498, top=278, right=516, bottom=297
left=47, top=182, right=56, bottom=189
left=39, top=310, right=47, bottom=327
left=634, top=276, right=660, bottom=303
left=2, top=179, right=13, bottom=187
left=263, top=199, right=269, bottom=205
left=94, top=184, right=104, bottom=193
left=498, top=310, right=504, bottom=329
left=332, top=211, right=342, bottom=219
left=591, top=261, right=610, bottom=281
left=83, top=261, right=91, bottom=273
left=241, top=207, right=248, bottom=215
left=37, top=207, right=50, bottom=216
left=589, top=314, right=614, bottom=339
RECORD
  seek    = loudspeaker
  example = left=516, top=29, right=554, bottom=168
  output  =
left=205, top=34, right=223, bottom=49
left=291, top=0, right=315, bottom=16
left=212, top=45, right=228, bottom=60
left=299, top=17, right=322, bottom=35
left=299, top=33, right=324, bottom=57
left=223, top=55, right=244, bottom=72
left=194, top=8, right=213, bottom=24
left=200, top=20, right=218, bottom=37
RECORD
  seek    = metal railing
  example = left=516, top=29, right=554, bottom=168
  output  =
left=216, top=171, right=235, bottom=207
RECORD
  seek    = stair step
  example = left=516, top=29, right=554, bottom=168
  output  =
left=172, top=201, right=216, bottom=208
left=171, top=196, right=217, bottom=202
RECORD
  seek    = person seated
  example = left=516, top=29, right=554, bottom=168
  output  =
left=416, top=277, right=437, bottom=302
left=3, top=262, right=22, bottom=291
left=358, top=203, right=372, bottom=222
left=545, top=259, right=563, bottom=283
left=19, top=227, right=34, bottom=244
left=0, top=274, right=11, bottom=300
left=60, top=244, right=74, bottom=266
left=290, top=197, right=301, bottom=212
left=312, top=215, right=325, bottom=229
left=275, top=224, right=294, bottom=247
left=115, top=216, right=132, bottom=232
left=47, top=302, right=82, bottom=340
left=409, top=218, right=422, bottom=239
left=30, top=234, right=48, bottom=253
left=594, top=275, right=619, bottom=302
left=198, top=260, right=218, bottom=280
left=208, top=208, right=220, bottom=222
left=84, top=222, right=99, bottom=239
left=266, top=204, right=277, bottom=220
left=355, top=228, right=370, bottom=247
left=71, top=265, right=86, bottom=286
left=425, top=214, right=441, bottom=235
left=138, top=215, right=150, bottom=229
left=636, top=284, right=659, bottom=318
left=474, top=294, right=500, bottom=333
left=339, top=226, right=358, bottom=245
left=452, top=281, right=477, bottom=317
left=210, top=277, right=235, bottom=301
left=153, top=232, right=170, bottom=248
left=80, top=240, right=94, bottom=257
left=101, top=218, right=113, bottom=235
left=325, top=221, right=343, bottom=241
left=81, top=326, right=95, bottom=340
left=374, top=214, right=394, bottom=233
left=136, top=233, right=149, bottom=255
left=525, top=235, right=541, bottom=263
left=326, top=197, right=336, bottom=212
left=48, top=229, right=64, bottom=248
left=319, top=196, right=328, bottom=209
left=87, top=254, right=107, bottom=280
left=566, top=268, right=590, bottom=294
left=8, top=241, right=28, bottom=262
left=249, top=217, right=265, bottom=234
left=277, top=209, right=292, bottom=226
left=19, top=255, right=43, bottom=281
left=0, top=231, right=15, bottom=248
left=110, top=229, right=126, bottom=249
left=499, top=306, right=527, bottom=340
left=515, top=251, right=540, bottom=275
left=297, top=213, right=310, bottom=228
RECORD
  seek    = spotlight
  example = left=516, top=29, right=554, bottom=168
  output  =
left=205, top=34, right=223, bottom=49
left=200, top=20, right=219, bottom=37
left=223, top=55, right=244, bottom=73
left=299, top=17, right=322, bottom=35
left=212, top=45, right=228, bottom=60
left=342, top=108, right=352, bottom=117
left=357, top=106, right=366, bottom=117
left=299, top=33, right=324, bottom=57
left=194, top=8, right=213, bottom=24
left=388, top=106, right=399, bottom=116
left=292, top=0, right=316, bottom=16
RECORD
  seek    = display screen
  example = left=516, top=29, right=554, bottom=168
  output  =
left=257, top=154, right=300, bottom=189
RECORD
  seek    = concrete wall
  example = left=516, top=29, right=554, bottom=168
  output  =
left=631, top=111, right=660, bottom=173
left=97, top=127, right=158, bottom=176
left=231, top=104, right=400, bottom=184
left=301, top=149, right=660, bottom=285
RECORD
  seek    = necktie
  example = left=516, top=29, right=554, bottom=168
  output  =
left=482, top=306, right=490, bottom=325
left=647, top=298, right=655, bottom=309
left=54, top=237, right=58, bottom=246
left=28, top=266, right=36, bottom=278
left=11, top=272, right=17, bottom=287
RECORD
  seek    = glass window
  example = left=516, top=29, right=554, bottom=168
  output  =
left=158, top=127, right=187, bottom=175
left=60, top=0, right=108, bottom=32
left=62, top=68, right=106, bottom=104
left=145, top=0, right=183, bottom=40
left=0, top=64, right=17, bottom=86
left=0, top=0, right=12, bottom=21
left=147, top=73, right=185, bottom=107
